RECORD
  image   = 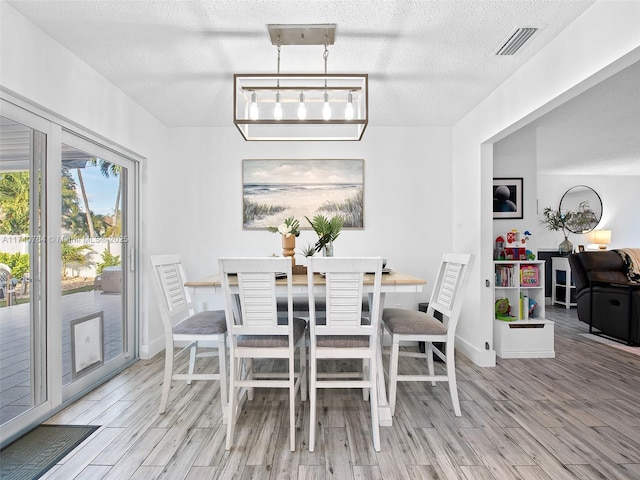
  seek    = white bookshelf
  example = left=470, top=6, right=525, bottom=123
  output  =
left=493, top=260, right=555, bottom=358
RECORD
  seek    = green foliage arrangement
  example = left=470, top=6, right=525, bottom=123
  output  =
left=305, top=214, right=344, bottom=253
left=540, top=201, right=598, bottom=235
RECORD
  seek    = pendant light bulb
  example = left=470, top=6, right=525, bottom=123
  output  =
left=322, top=92, right=331, bottom=121
left=345, top=91, right=354, bottom=121
left=249, top=91, right=259, bottom=121
left=297, top=92, right=306, bottom=120
left=274, top=91, right=283, bottom=121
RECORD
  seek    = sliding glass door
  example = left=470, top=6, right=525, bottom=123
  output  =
left=0, top=99, right=139, bottom=445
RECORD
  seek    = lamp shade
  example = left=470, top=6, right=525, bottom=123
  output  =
left=592, top=229, right=611, bottom=248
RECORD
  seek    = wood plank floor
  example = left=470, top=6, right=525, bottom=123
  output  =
left=39, top=305, right=640, bottom=480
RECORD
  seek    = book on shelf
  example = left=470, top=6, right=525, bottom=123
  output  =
left=520, top=264, right=540, bottom=287
left=495, top=264, right=516, bottom=287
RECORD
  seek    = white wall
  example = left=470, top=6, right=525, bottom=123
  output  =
left=453, top=0, right=640, bottom=366
left=493, top=127, right=539, bottom=252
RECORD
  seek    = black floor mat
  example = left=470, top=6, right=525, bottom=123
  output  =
left=0, top=424, right=99, bottom=480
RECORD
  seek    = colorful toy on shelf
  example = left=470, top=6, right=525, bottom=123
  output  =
left=495, top=298, right=516, bottom=321
left=504, top=229, right=527, bottom=260
left=494, top=236, right=506, bottom=260
left=520, top=264, right=540, bottom=286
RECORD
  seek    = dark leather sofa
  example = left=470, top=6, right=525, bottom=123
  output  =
left=568, top=251, right=640, bottom=345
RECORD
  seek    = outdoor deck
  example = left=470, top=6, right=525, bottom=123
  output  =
left=0, top=291, right=122, bottom=424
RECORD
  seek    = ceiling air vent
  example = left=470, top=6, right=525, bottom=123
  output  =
left=494, top=27, right=539, bottom=56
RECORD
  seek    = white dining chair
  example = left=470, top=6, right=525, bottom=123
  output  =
left=149, top=254, right=228, bottom=415
left=381, top=253, right=473, bottom=417
left=219, top=257, right=307, bottom=452
left=306, top=256, right=383, bottom=452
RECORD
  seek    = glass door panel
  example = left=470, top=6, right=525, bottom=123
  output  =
left=0, top=114, right=46, bottom=425
left=60, top=134, right=136, bottom=397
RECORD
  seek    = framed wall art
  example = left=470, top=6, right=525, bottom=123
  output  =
left=70, top=312, right=104, bottom=379
left=243, top=159, right=364, bottom=229
left=493, top=177, right=523, bottom=219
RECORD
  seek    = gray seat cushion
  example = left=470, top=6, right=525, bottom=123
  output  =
left=316, top=335, right=369, bottom=348
left=173, top=310, right=227, bottom=335
left=237, top=317, right=307, bottom=347
left=382, top=308, right=447, bottom=335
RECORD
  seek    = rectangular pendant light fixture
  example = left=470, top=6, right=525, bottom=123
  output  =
left=233, top=25, right=368, bottom=141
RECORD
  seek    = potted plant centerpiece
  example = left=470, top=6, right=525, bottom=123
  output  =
left=268, top=216, right=300, bottom=264
left=540, top=201, right=597, bottom=254
left=305, top=214, right=344, bottom=257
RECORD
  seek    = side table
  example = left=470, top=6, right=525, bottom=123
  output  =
left=552, top=256, right=576, bottom=308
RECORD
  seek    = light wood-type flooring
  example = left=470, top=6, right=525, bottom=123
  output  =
left=39, top=305, right=640, bottom=479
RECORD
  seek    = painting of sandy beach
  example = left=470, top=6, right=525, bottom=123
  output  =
left=243, top=159, right=364, bottom=229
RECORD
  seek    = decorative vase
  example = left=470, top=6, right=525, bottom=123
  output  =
left=282, top=235, right=296, bottom=266
left=323, top=242, right=334, bottom=257
left=558, top=236, right=573, bottom=254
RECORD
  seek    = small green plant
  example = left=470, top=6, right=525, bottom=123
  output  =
left=297, top=242, right=316, bottom=258
left=96, top=249, right=120, bottom=275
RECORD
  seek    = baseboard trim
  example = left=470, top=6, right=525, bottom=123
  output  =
left=456, top=335, right=496, bottom=367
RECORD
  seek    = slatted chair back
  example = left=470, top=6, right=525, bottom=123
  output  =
left=219, top=257, right=293, bottom=338
left=150, top=254, right=196, bottom=330
left=426, top=253, right=473, bottom=342
left=307, top=257, right=382, bottom=339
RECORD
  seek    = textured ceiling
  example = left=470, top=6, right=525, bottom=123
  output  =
left=6, top=0, right=638, bottom=175
left=7, top=0, right=596, bottom=128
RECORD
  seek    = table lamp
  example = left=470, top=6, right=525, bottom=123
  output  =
left=592, top=229, right=612, bottom=250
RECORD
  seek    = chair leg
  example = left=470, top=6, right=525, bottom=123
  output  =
left=369, top=356, right=381, bottom=452
left=187, top=343, right=197, bottom=385
left=388, top=335, right=400, bottom=417
left=219, top=334, right=228, bottom=421
left=226, top=353, right=237, bottom=450
left=289, top=355, right=296, bottom=452
left=159, top=347, right=174, bottom=414
left=309, top=350, right=317, bottom=452
left=446, top=343, right=461, bottom=416
left=426, top=342, right=436, bottom=386
left=300, top=334, right=307, bottom=401
left=246, top=358, right=254, bottom=401
left=362, top=359, right=369, bottom=401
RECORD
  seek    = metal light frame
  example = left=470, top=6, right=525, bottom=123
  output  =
left=233, top=25, right=368, bottom=141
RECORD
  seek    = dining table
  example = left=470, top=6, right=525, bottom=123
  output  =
left=186, top=269, right=426, bottom=426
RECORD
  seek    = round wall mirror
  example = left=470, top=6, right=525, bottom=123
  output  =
left=559, top=185, right=602, bottom=233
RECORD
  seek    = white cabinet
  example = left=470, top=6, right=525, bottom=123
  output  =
left=493, top=260, right=555, bottom=358
left=552, top=256, right=576, bottom=308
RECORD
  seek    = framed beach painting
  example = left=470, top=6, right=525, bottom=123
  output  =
left=243, top=159, right=364, bottom=229
left=493, top=177, right=523, bottom=219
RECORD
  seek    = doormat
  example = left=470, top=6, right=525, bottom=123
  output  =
left=580, top=333, right=640, bottom=356
left=0, top=424, right=99, bottom=480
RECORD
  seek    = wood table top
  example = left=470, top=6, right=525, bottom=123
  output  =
left=185, top=270, right=426, bottom=288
